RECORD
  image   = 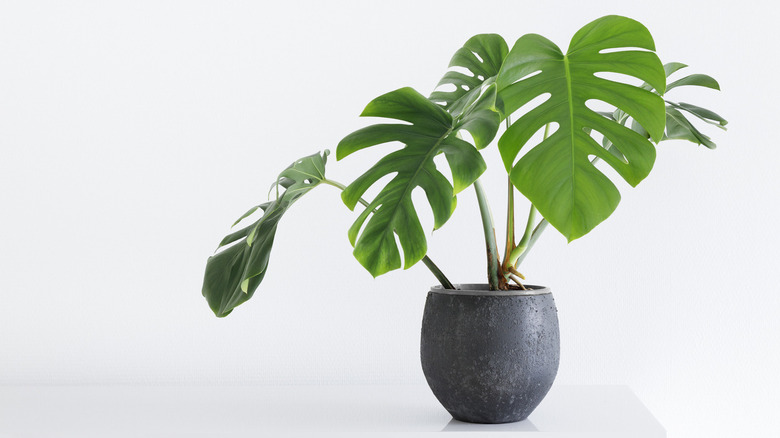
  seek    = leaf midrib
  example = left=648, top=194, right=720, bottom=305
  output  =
left=563, top=54, right=576, bottom=231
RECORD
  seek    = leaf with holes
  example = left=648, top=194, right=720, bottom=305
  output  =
left=496, top=15, right=666, bottom=242
left=337, top=86, right=498, bottom=277
left=201, top=150, right=329, bottom=317
left=430, top=34, right=509, bottom=120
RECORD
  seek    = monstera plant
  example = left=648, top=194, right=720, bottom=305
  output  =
left=202, top=14, right=725, bottom=424
left=203, top=15, right=725, bottom=315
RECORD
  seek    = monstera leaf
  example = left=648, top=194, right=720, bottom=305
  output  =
left=496, top=15, right=667, bottom=242
left=202, top=151, right=329, bottom=317
left=337, top=86, right=499, bottom=277
left=430, top=34, right=509, bottom=117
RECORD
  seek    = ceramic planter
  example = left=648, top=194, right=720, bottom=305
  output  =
left=420, top=284, right=560, bottom=423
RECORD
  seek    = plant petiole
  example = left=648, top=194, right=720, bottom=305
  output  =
left=502, top=116, right=516, bottom=271
left=474, top=179, right=501, bottom=290
left=513, top=218, right=549, bottom=268
left=507, top=205, right=538, bottom=266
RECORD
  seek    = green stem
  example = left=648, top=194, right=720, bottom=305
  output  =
left=513, top=219, right=549, bottom=267
left=508, top=205, right=537, bottom=266
left=321, top=179, right=347, bottom=190
left=502, top=116, right=514, bottom=270
left=422, top=257, right=455, bottom=290
left=474, top=179, right=500, bottom=290
left=502, top=176, right=514, bottom=269
left=321, top=178, right=455, bottom=289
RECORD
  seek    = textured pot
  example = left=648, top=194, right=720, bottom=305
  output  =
left=420, top=284, right=560, bottom=423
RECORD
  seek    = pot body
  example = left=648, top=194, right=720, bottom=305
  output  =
left=420, top=284, right=560, bottom=423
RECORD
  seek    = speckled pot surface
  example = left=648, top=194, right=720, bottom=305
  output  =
left=420, top=284, right=560, bottom=424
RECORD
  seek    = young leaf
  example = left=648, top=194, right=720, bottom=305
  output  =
left=337, top=87, right=498, bottom=277
left=430, top=34, right=509, bottom=117
left=496, top=15, right=666, bottom=242
left=201, top=151, right=329, bottom=317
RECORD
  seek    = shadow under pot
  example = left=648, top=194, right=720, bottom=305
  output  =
left=420, top=284, right=560, bottom=424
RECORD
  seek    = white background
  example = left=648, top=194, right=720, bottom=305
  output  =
left=1, top=1, right=777, bottom=437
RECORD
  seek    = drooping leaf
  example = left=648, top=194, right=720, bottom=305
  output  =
left=496, top=15, right=666, bottom=242
left=202, top=150, right=329, bottom=317
left=430, top=34, right=509, bottom=119
left=337, top=86, right=498, bottom=277
left=664, top=107, right=716, bottom=148
left=674, top=102, right=727, bottom=127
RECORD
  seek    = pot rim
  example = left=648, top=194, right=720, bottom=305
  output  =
left=430, top=283, right=551, bottom=296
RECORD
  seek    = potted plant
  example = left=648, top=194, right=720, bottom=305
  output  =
left=202, top=15, right=726, bottom=424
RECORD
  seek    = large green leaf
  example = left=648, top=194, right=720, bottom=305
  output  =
left=202, top=151, right=328, bottom=317
left=496, top=15, right=666, bottom=242
left=337, top=86, right=498, bottom=277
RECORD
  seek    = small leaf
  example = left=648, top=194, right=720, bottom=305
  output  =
left=667, top=74, right=720, bottom=91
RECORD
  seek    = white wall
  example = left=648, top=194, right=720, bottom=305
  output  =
left=1, top=1, right=777, bottom=437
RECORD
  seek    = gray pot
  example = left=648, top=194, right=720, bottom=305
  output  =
left=420, top=284, right=560, bottom=423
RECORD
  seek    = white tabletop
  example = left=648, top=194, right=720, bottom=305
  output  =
left=0, top=384, right=664, bottom=437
